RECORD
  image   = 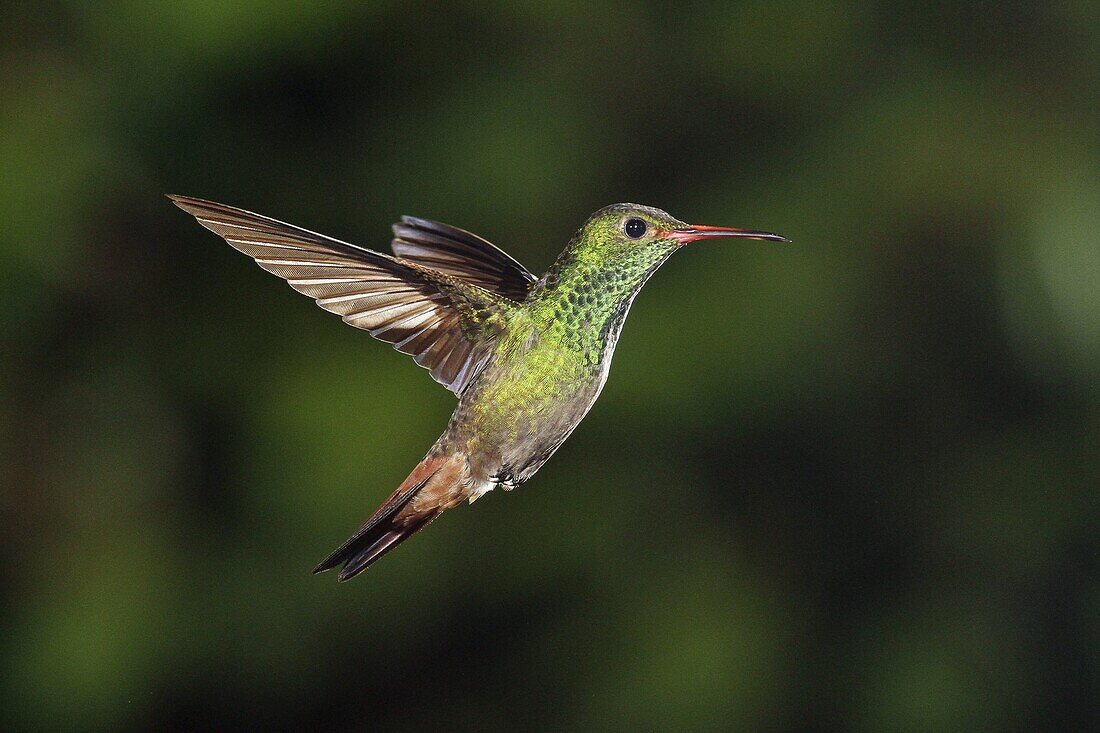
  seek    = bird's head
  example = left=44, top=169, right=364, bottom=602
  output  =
left=572, top=203, right=788, bottom=265
left=538, top=203, right=788, bottom=298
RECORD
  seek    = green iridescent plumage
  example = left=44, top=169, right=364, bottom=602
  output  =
left=169, top=195, right=785, bottom=580
left=456, top=206, right=684, bottom=454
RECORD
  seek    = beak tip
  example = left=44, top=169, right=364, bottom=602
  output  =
left=672, top=225, right=790, bottom=244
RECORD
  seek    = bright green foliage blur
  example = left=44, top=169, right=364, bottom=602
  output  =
left=2, top=3, right=1098, bottom=731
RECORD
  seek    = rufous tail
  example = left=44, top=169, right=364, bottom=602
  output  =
left=313, top=453, right=466, bottom=581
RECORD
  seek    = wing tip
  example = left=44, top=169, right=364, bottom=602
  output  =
left=166, top=193, right=215, bottom=215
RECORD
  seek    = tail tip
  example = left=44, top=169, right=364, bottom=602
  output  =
left=311, top=552, right=344, bottom=577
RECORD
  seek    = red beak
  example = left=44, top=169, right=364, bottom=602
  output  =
left=669, top=224, right=789, bottom=244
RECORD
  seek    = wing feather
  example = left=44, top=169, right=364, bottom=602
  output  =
left=391, top=215, right=536, bottom=300
left=169, top=195, right=514, bottom=394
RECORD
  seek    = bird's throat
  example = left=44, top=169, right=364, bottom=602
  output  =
left=529, top=242, right=678, bottom=360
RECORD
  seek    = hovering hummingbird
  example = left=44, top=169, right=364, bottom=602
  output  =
left=169, top=195, right=787, bottom=580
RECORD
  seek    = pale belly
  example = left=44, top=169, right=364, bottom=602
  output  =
left=442, top=336, right=614, bottom=490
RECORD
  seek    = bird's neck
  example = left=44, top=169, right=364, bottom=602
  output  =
left=529, top=242, right=678, bottom=358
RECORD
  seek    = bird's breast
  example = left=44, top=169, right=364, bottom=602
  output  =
left=443, top=295, right=641, bottom=486
left=448, top=332, right=600, bottom=458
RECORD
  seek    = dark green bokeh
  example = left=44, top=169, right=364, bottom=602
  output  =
left=2, top=3, right=1098, bottom=731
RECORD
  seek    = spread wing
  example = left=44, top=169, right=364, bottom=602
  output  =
left=391, top=216, right=536, bottom=301
left=168, top=195, right=515, bottom=395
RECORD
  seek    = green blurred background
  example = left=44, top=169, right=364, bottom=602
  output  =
left=2, top=2, right=1098, bottom=731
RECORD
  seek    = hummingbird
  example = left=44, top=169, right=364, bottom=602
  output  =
left=169, top=195, right=787, bottom=580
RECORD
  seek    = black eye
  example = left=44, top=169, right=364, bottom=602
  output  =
left=624, top=218, right=647, bottom=239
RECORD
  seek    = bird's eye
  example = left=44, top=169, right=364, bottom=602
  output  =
left=623, top=218, right=648, bottom=239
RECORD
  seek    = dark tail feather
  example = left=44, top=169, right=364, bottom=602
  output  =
left=313, top=464, right=443, bottom=581
left=334, top=509, right=441, bottom=581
